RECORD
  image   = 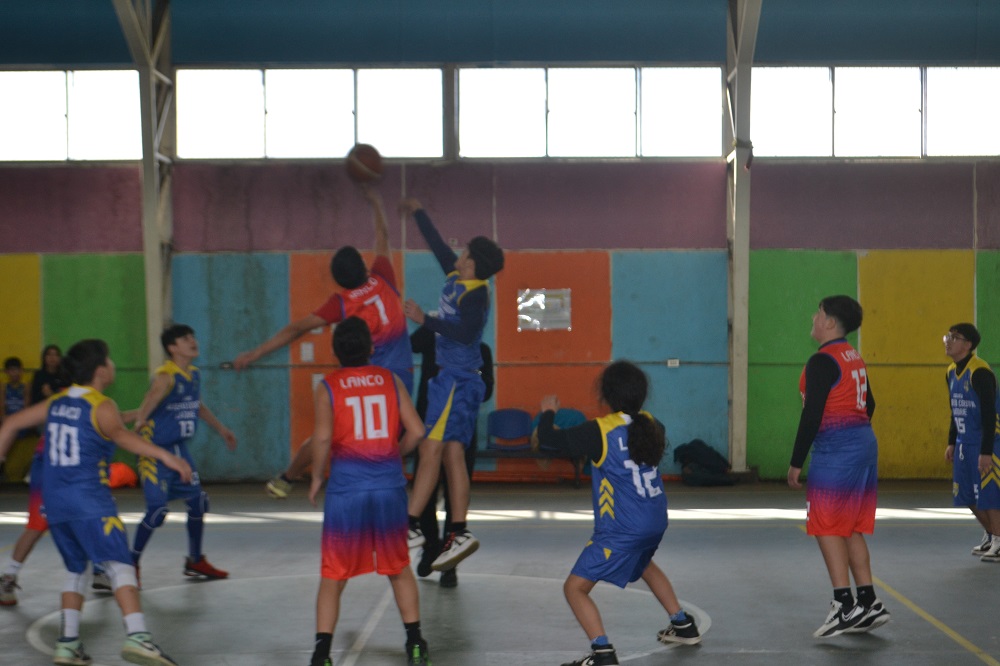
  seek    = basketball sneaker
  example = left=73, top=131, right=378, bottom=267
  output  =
left=981, top=536, right=1000, bottom=562
left=813, top=599, right=864, bottom=638
left=53, top=638, right=92, bottom=665
left=560, top=644, right=619, bottom=666
left=972, top=531, right=993, bottom=556
left=184, top=555, right=229, bottom=579
left=266, top=475, right=293, bottom=499
left=431, top=529, right=479, bottom=571
left=657, top=616, right=701, bottom=645
left=91, top=570, right=112, bottom=592
left=0, top=573, right=19, bottom=606
left=121, top=632, right=177, bottom=666
left=408, top=525, right=426, bottom=549
left=845, top=600, right=891, bottom=633
left=439, top=568, right=458, bottom=588
left=406, top=639, right=431, bottom=665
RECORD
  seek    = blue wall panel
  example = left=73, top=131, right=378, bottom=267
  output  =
left=611, top=251, right=728, bottom=363
left=172, top=253, right=291, bottom=481
left=642, top=364, right=729, bottom=475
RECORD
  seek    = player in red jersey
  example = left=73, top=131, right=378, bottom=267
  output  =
left=788, top=295, right=890, bottom=639
left=306, top=317, right=430, bottom=666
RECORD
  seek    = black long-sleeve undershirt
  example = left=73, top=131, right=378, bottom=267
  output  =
left=946, top=354, right=998, bottom=456
left=789, top=344, right=876, bottom=469
left=536, top=410, right=604, bottom=462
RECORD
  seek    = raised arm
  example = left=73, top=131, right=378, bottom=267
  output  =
left=233, top=313, right=327, bottom=370
left=363, top=185, right=390, bottom=258
left=399, top=199, right=457, bottom=274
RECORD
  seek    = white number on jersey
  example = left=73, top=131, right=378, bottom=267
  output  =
left=179, top=420, right=196, bottom=438
left=345, top=395, right=390, bottom=440
left=364, top=294, right=390, bottom=326
left=47, top=423, right=81, bottom=467
left=850, top=368, right=868, bottom=410
left=624, top=459, right=663, bottom=498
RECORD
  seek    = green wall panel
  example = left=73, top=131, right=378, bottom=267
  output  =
left=749, top=250, right=858, bottom=364
left=977, top=251, right=1000, bottom=367
left=747, top=365, right=803, bottom=480
left=41, top=254, right=148, bottom=409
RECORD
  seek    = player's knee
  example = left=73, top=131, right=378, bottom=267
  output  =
left=143, top=505, right=169, bottom=528
left=186, top=492, right=208, bottom=518
left=100, top=560, right=138, bottom=591
left=63, top=570, right=87, bottom=595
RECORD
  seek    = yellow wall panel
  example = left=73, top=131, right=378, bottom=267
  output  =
left=0, top=254, right=41, bottom=369
left=859, top=250, right=973, bottom=364
left=869, top=366, right=951, bottom=479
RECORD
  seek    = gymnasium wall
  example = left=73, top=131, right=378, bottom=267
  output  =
left=1, top=160, right=998, bottom=481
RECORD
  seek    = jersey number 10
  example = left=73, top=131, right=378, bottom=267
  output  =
left=345, top=395, right=389, bottom=440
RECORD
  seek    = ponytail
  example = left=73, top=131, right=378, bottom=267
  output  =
left=627, top=412, right=665, bottom=467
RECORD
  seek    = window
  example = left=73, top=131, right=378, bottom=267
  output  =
left=640, top=67, right=722, bottom=157
left=357, top=69, right=442, bottom=158
left=547, top=68, right=637, bottom=157
left=459, top=69, right=546, bottom=158
left=68, top=70, right=141, bottom=160
left=751, top=67, right=833, bottom=157
left=176, top=69, right=265, bottom=159
left=926, top=67, right=1000, bottom=156
left=834, top=67, right=920, bottom=157
left=0, top=71, right=67, bottom=161
left=264, top=69, right=355, bottom=158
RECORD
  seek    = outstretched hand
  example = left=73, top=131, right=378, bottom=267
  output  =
left=540, top=395, right=560, bottom=413
left=403, top=299, right=426, bottom=325
left=399, top=198, right=422, bottom=216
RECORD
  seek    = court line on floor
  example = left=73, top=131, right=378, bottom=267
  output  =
left=873, top=575, right=1000, bottom=666
left=340, top=587, right=394, bottom=666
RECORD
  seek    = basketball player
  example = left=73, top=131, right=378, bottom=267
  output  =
left=307, top=317, right=430, bottom=666
left=0, top=339, right=190, bottom=666
left=787, top=295, right=890, bottom=638
left=232, top=185, right=413, bottom=498
left=398, top=197, right=504, bottom=572
left=942, top=323, right=1000, bottom=560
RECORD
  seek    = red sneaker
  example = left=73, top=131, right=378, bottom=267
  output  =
left=184, top=555, right=229, bottom=579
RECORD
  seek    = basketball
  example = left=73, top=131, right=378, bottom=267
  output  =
left=346, top=143, right=383, bottom=183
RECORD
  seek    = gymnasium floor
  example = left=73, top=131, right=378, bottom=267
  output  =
left=2, top=480, right=998, bottom=666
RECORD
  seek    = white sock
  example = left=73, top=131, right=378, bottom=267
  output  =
left=4, top=558, right=24, bottom=577
left=123, top=612, right=147, bottom=635
left=60, top=609, right=81, bottom=640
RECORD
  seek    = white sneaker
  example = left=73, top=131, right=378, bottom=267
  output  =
left=972, top=531, right=993, bottom=556
left=53, top=638, right=92, bottom=665
left=844, top=600, right=891, bottom=633
left=431, top=529, right=479, bottom=571
left=121, top=632, right=177, bottom=666
left=91, top=570, right=112, bottom=592
left=0, top=573, right=18, bottom=606
left=980, top=536, right=1000, bottom=562
left=813, top=599, right=864, bottom=638
left=407, top=526, right=426, bottom=549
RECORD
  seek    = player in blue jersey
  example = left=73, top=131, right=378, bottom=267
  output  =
left=130, top=324, right=238, bottom=582
left=942, top=323, right=1000, bottom=560
left=399, top=198, right=504, bottom=572
left=536, top=361, right=700, bottom=666
left=0, top=338, right=190, bottom=666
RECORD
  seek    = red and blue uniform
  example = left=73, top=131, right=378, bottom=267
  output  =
left=320, top=365, right=408, bottom=580
left=313, top=256, right=413, bottom=393
left=798, top=340, right=878, bottom=537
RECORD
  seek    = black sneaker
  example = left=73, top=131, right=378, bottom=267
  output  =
left=439, top=568, right=458, bottom=588
left=561, top=644, right=619, bottom=666
left=416, top=545, right=439, bottom=578
left=845, top=600, right=891, bottom=633
left=813, top=600, right=865, bottom=638
left=406, top=639, right=431, bottom=665
left=658, top=616, right=701, bottom=645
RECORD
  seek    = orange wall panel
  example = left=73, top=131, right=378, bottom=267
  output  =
left=494, top=251, right=611, bottom=364
left=496, top=364, right=606, bottom=417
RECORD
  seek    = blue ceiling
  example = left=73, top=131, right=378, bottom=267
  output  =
left=0, top=0, right=996, bottom=68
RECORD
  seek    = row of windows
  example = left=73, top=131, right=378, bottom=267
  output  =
left=1, top=66, right=998, bottom=161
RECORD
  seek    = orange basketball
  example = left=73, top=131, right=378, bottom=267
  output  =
left=345, top=143, right=383, bottom=182
left=108, top=462, right=138, bottom=488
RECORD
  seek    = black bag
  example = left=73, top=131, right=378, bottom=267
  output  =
left=673, top=439, right=736, bottom=486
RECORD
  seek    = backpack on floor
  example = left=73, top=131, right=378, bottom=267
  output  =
left=673, top=439, right=736, bottom=486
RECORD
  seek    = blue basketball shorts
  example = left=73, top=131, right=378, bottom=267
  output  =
left=139, top=443, right=202, bottom=508
left=424, top=368, right=486, bottom=448
left=570, top=537, right=659, bottom=589
left=49, top=515, right=132, bottom=574
left=953, top=444, right=1000, bottom=510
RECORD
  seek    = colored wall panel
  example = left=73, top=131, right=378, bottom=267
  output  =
left=495, top=163, right=727, bottom=250
left=859, top=250, right=974, bottom=365
left=752, top=163, right=973, bottom=250
left=495, top=252, right=611, bottom=364
left=172, top=164, right=407, bottom=253
left=496, top=364, right=605, bottom=420
left=749, top=250, right=858, bottom=364
left=978, top=163, right=1000, bottom=250
left=869, top=366, right=951, bottom=479
left=747, top=366, right=801, bottom=480
left=42, top=254, right=148, bottom=408
left=0, top=254, right=41, bottom=367
left=172, top=253, right=291, bottom=480
left=976, top=251, right=1000, bottom=366
left=643, top=364, right=729, bottom=475
left=0, top=167, right=141, bottom=253
left=611, top=251, right=728, bottom=363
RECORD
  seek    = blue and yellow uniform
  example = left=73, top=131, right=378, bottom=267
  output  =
left=413, top=209, right=490, bottom=447
left=948, top=355, right=1000, bottom=509
left=42, top=386, right=132, bottom=572
left=320, top=365, right=408, bottom=579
